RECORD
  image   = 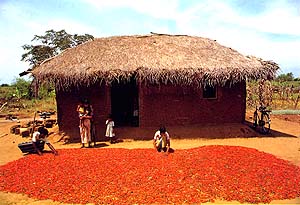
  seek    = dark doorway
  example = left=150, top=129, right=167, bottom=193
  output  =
left=111, top=78, right=139, bottom=127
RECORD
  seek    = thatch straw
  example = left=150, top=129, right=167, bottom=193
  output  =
left=31, top=33, right=279, bottom=90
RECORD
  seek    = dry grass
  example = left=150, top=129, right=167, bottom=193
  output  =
left=32, top=33, right=279, bottom=90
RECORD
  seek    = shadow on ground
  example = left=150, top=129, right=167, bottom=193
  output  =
left=52, top=121, right=298, bottom=146
left=96, top=122, right=298, bottom=141
left=244, top=120, right=297, bottom=138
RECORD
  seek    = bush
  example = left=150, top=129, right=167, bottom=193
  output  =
left=11, top=78, right=31, bottom=99
left=275, top=72, right=294, bottom=82
left=38, top=83, right=56, bottom=99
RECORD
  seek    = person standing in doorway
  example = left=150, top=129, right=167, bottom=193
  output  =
left=105, top=114, right=115, bottom=144
left=77, top=98, right=93, bottom=148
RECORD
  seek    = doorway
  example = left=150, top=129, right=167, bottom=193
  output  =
left=111, top=78, right=139, bottom=127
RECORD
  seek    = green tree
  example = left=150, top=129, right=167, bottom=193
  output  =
left=294, top=78, right=300, bottom=81
left=20, top=29, right=94, bottom=99
left=11, top=78, right=31, bottom=99
left=21, top=29, right=94, bottom=67
left=276, top=72, right=294, bottom=82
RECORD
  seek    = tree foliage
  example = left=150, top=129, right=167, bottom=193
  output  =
left=19, top=29, right=94, bottom=99
left=21, top=29, right=94, bottom=67
left=275, top=72, right=294, bottom=82
left=11, top=78, right=31, bottom=99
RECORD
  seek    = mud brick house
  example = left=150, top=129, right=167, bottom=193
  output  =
left=32, top=33, right=278, bottom=141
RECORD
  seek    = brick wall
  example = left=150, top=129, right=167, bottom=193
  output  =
left=56, top=81, right=246, bottom=140
left=139, top=82, right=246, bottom=127
left=56, top=83, right=110, bottom=141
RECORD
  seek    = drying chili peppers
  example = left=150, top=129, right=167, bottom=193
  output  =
left=0, top=145, right=299, bottom=204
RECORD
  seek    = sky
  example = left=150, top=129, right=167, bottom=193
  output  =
left=0, top=0, right=300, bottom=84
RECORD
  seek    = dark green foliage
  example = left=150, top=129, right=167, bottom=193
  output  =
left=37, top=83, right=56, bottom=99
left=21, top=45, right=55, bottom=66
left=275, top=72, right=294, bottom=82
left=21, top=29, right=94, bottom=67
left=18, top=29, right=94, bottom=99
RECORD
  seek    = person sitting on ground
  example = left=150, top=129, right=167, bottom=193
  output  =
left=32, top=126, right=58, bottom=156
left=153, top=125, right=171, bottom=154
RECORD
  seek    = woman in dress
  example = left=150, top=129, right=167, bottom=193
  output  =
left=76, top=98, right=93, bottom=148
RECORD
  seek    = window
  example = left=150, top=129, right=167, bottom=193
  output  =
left=203, top=85, right=217, bottom=99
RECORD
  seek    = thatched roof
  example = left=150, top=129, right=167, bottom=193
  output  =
left=32, top=33, right=279, bottom=89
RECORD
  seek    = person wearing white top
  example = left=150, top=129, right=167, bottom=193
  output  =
left=105, top=115, right=115, bottom=144
left=153, top=126, right=171, bottom=154
left=32, top=126, right=58, bottom=155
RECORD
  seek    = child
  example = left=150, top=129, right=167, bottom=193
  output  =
left=32, top=126, right=58, bottom=155
left=105, top=115, right=115, bottom=144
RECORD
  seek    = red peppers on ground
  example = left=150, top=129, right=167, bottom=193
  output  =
left=0, top=145, right=299, bottom=204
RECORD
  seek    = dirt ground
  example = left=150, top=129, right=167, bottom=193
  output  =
left=0, top=113, right=299, bottom=205
left=272, top=114, right=300, bottom=124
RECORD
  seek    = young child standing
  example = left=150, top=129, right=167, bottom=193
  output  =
left=105, top=115, right=115, bottom=144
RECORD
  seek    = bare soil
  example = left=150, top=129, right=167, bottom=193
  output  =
left=272, top=114, right=300, bottom=124
left=0, top=113, right=299, bottom=205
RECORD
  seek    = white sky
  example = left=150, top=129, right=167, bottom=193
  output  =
left=0, top=0, right=299, bottom=84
